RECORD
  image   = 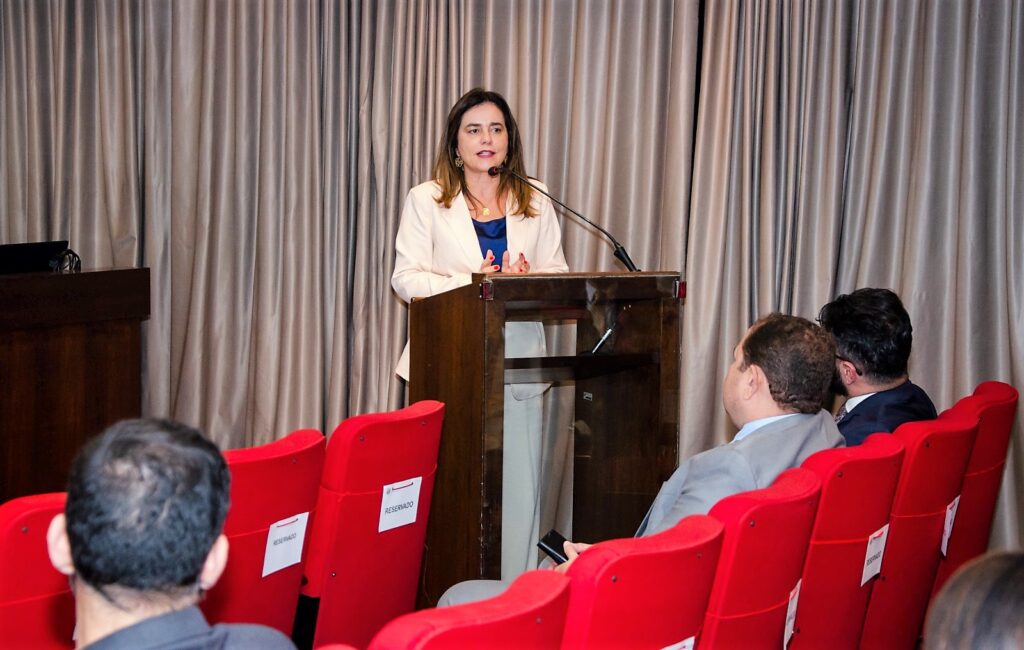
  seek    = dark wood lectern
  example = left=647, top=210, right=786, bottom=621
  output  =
left=0, top=269, right=150, bottom=503
left=410, top=271, right=682, bottom=606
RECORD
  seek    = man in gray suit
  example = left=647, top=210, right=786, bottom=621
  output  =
left=635, top=312, right=844, bottom=537
left=441, top=313, right=844, bottom=604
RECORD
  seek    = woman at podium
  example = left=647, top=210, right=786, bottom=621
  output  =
left=392, top=88, right=568, bottom=580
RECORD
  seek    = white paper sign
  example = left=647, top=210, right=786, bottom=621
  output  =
left=262, top=511, right=309, bottom=577
left=784, top=579, right=801, bottom=649
left=861, top=523, right=890, bottom=585
left=379, top=476, right=423, bottom=532
left=660, top=637, right=695, bottom=650
left=941, top=494, right=960, bottom=556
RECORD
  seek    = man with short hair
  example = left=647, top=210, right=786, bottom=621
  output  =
left=441, top=313, right=844, bottom=604
left=818, top=287, right=937, bottom=447
left=46, top=419, right=295, bottom=649
left=635, top=312, right=844, bottom=536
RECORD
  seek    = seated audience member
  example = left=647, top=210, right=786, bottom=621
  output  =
left=925, top=552, right=1024, bottom=650
left=46, top=418, right=295, bottom=649
left=441, top=313, right=844, bottom=605
left=818, top=287, right=937, bottom=446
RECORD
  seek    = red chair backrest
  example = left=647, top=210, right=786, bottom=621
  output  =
left=302, top=400, right=445, bottom=649
left=931, top=381, right=1019, bottom=594
left=561, top=514, right=724, bottom=650
left=859, top=414, right=977, bottom=650
left=368, top=570, right=570, bottom=650
left=0, top=493, right=75, bottom=649
left=700, top=468, right=822, bottom=649
left=201, top=428, right=325, bottom=635
left=790, top=434, right=904, bottom=649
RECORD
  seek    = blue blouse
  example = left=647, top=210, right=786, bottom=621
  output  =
left=472, top=217, right=508, bottom=269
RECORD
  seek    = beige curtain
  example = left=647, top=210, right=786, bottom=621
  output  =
left=682, top=1, right=854, bottom=458
left=1, top=0, right=325, bottom=449
left=321, top=1, right=466, bottom=426
left=140, top=0, right=324, bottom=448
left=839, top=0, right=1024, bottom=548
left=2, top=0, right=1020, bottom=548
left=0, top=0, right=139, bottom=265
left=683, top=0, right=1024, bottom=548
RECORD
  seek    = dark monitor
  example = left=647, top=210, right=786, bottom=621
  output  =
left=0, top=240, right=70, bottom=275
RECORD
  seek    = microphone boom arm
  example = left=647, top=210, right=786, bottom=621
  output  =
left=489, top=166, right=640, bottom=272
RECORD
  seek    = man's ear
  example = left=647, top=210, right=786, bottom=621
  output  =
left=838, top=359, right=858, bottom=386
left=198, top=534, right=229, bottom=591
left=745, top=363, right=766, bottom=400
left=46, top=514, right=75, bottom=577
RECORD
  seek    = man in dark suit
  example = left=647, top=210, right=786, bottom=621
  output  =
left=818, top=288, right=937, bottom=446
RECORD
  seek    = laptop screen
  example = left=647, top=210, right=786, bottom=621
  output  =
left=0, top=240, right=70, bottom=275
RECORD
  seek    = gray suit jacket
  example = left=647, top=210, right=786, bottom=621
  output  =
left=639, top=409, right=844, bottom=536
left=438, top=410, right=844, bottom=608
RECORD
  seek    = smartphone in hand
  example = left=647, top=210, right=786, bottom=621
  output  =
left=538, top=529, right=569, bottom=564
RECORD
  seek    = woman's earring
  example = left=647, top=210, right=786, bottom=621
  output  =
left=455, top=155, right=464, bottom=168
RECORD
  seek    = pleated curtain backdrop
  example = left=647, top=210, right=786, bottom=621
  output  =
left=143, top=1, right=325, bottom=446
left=838, top=0, right=1024, bottom=543
left=683, top=0, right=1023, bottom=545
left=1, top=0, right=1021, bottom=549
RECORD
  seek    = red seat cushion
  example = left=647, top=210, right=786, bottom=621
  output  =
left=368, top=570, right=569, bottom=650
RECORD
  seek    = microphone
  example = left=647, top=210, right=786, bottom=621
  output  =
left=488, top=165, right=640, bottom=272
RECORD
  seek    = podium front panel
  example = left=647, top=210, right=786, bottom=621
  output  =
left=410, top=272, right=681, bottom=606
left=0, top=269, right=150, bottom=502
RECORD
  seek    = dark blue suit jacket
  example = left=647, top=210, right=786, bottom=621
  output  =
left=837, top=380, right=937, bottom=446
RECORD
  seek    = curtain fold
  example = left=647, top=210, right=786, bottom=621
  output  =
left=0, top=0, right=138, bottom=262
left=682, top=0, right=853, bottom=459
left=838, top=0, right=1024, bottom=547
left=320, top=0, right=466, bottom=427
left=135, top=0, right=324, bottom=448
left=684, top=0, right=1023, bottom=548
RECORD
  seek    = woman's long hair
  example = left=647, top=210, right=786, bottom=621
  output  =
left=432, top=88, right=537, bottom=217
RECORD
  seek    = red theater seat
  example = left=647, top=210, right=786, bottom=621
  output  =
left=300, top=400, right=444, bottom=649
left=859, top=414, right=977, bottom=649
left=0, top=493, right=75, bottom=649
left=560, top=514, right=723, bottom=650
left=699, top=468, right=821, bottom=649
left=368, top=570, right=569, bottom=650
left=202, top=428, right=325, bottom=635
left=790, top=434, right=904, bottom=649
left=931, top=381, right=1019, bottom=595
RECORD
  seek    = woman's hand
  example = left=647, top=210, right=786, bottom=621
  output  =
left=479, top=250, right=500, bottom=274
left=502, top=251, right=530, bottom=274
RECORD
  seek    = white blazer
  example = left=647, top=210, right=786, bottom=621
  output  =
left=392, top=180, right=569, bottom=383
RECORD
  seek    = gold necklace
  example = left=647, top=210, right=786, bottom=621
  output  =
left=481, top=207, right=491, bottom=217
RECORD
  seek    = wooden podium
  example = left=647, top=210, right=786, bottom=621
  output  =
left=410, top=271, right=682, bottom=606
left=0, top=268, right=150, bottom=503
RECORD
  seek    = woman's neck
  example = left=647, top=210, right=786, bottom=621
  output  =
left=463, top=171, right=500, bottom=201
left=463, top=173, right=505, bottom=221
